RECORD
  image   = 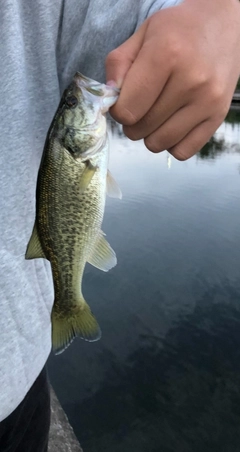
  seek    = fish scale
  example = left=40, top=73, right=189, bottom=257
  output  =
left=25, top=72, right=121, bottom=354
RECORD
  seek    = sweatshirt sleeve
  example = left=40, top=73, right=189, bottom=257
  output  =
left=58, top=0, right=183, bottom=88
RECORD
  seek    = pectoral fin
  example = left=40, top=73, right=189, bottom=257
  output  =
left=87, top=231, right=117, bottom=271
left=25, top=222, right=47, bottom=260
left=79, top=160, right=98, bottom=194
left=107, top=170, right=122, bottom=199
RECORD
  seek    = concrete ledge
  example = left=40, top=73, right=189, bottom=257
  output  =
left=49, top=387, right=83, bottom=452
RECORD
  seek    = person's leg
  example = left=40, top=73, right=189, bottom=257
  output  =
left=0, top=365, right=51, bottom=452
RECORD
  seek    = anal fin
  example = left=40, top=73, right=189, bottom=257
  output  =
left=87, top=231, right=117, bottom=271
left=25, top=222, right=47, bottom=260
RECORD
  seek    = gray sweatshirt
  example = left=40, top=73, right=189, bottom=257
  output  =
left=0, top=0, right=181, bottom=421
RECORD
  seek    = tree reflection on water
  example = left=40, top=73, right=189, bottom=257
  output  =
left=199, top=136, right=226, bottom=160
left=198, top=107, right=240, bottom=160
left=109, top=108, right=240, bottom=162
left=225, top=107, right=240, bottom=125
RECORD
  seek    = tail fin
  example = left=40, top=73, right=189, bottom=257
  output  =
left=51, top=299, right=101, bottom=355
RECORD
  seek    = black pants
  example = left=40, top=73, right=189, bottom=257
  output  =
left=0, top=366, right=50, bottom=452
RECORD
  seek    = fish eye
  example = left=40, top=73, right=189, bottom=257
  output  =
left=65, top=95, right=78, bottom=108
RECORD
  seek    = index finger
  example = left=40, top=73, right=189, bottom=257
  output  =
left=110, top=27, right=172, bottom=125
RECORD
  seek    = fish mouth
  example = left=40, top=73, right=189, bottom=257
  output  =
left=74, top=72, right=102, bottom=88
left=73, top=72, right=120, bottom=112
left=74, top=72, right=120, bottom=93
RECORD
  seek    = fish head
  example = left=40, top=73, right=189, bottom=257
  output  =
left=57, top=72, right=119, bottom=160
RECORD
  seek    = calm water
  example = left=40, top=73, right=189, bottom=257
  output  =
left=48, top=110, right=240, bottom=452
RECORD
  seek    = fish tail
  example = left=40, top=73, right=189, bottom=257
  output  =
left=51, top=298, right=101, bottom=355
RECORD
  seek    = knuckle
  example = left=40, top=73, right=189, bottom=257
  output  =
left=123, top=125, right=140, bottom=141
left=214, top=103, right=230, bottom=123
left=144, top=32, right=182, bottom=69
left=115, top=107, right=139, bottom=126
left=189, top=69, right=210, bottom=90
left=208, top=79, right=228, bottom=105
left=106, top=48, right=125, bottom=66
left=169, top=146, right=190, bottom=161
left=166, top=34, right=182, bottom=56
left=208, top=90, right=230, bottom=123
left=165, top=36, right=182, bottom=67
left=144, top=137, right=164, bottom=154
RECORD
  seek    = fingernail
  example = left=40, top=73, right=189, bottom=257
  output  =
left=106, top=79, right=122, bottom=89
left=106, top=80, right=117, bottom=87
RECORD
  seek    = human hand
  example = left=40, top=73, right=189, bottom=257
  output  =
left=106, top=0, right=240, bottom=160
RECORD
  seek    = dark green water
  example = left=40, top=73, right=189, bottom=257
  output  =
left=48, top=109, right=240, bottom=452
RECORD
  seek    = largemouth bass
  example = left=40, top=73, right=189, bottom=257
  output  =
left=26, top=72, right=121, bottom=354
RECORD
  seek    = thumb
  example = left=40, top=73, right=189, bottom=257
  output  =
left=105, top=21, right=148, bottom=88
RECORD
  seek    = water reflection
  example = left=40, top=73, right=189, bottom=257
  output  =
left=225, top=107, right=240, bottom=125
left=48, top=112, right=240, bottom=452
left=67, top=289, right=240, bottom=452
left=197, top=108, right=240, bottom=161
left=109, top=109, right=240, bottom=163
left=199, top=136, right=226, bottom=160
